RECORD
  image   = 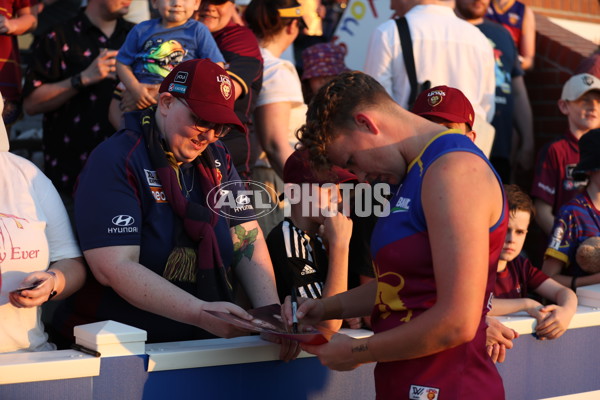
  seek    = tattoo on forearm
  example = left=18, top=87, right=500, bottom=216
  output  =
left=232, top=225, right=258, bottom=265
left=351, top=343, right=369, bottom=353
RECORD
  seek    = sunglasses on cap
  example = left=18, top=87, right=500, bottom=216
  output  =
left=176, top=98, right=233, bottom=138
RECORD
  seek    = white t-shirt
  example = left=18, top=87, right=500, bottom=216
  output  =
left=364, top=5, right=496, bottom=124
left=0, top=152, right=81, bottom=353
left=256, top=47, right=307, bottom=156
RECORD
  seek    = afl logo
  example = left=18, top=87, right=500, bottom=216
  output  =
left=112, top=215, right=135, bottom=227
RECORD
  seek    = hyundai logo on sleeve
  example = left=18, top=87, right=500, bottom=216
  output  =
left=108, top=215, right=138, bottom=234
left=112, top=215, right=135, bottom=226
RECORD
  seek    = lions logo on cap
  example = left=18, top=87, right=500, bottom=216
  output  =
left=427, top=89, right=446, bottom=107
left=217, top=74, right=232, bottom=100
left=583, top=75, right=594, bottom=86
left=428, top=95, right=442, bottom=107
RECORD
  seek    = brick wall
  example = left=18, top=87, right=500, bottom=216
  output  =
left=523, top=0, right=600, bottom=24
left=524, top=13, right=598, bottom=149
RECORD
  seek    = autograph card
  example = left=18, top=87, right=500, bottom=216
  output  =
left=10, top=278, right=47, bottom=294
left=207, top=304, right=334, bottom=345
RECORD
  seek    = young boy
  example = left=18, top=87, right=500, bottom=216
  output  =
left=116, top=0, right=225, bottom=111
left=266, top=149, right=367, bottom=331
left=490, top=184, right=577, bottom=340
left=531, top=73, right=600, bottom=236
left=543, top=128, right=600, bottom=290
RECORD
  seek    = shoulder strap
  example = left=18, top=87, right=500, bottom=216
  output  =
left=395, top=17, right=419, bottom=109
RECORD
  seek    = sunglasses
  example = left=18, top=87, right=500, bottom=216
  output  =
left=176, top=97, right=233, bottom=138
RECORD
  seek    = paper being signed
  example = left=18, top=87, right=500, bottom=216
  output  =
left=206, top=304, right=335, bottom=345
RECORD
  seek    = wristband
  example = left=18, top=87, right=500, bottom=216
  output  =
left=46, top=270, right=58, bottom=300
left=570, top=276, right=578, bottom=293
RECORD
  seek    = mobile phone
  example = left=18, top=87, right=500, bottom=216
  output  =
left=11, top=278, right=47, bottom=293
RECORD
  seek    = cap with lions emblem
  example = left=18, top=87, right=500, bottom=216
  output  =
left=411, top=85, right=475, bottom=130
left=159, top=59, right=246, bottom=133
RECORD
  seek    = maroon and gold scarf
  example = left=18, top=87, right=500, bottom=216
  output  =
left=140, top=108, right=234, bottom=302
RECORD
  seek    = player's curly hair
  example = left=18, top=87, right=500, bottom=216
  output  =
left=295, top=71, right=394, bottom=170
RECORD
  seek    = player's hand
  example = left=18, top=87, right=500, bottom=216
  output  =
left=485, top=316, right=519, bottom=363
left=487, top=343, right=507, bottom=364
left=281, top=296, right=325, bottom=329
left=302, top=333, right=365, bottom=371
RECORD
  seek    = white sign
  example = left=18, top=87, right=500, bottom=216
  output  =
left=332, top=0, right=395, bottom=71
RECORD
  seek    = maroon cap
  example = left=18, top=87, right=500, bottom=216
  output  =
left=411, top=85, right=475, bottom=129
left=283, top=149, right=358, bottom=184
left=159, top=59, right=246, bottom=133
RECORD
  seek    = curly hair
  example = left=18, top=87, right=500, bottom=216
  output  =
left=295, top=71, right=394, bottom=171
left=504, top=184, right=535, bottom=219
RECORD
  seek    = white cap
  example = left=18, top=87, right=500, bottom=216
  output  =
left=0, top=92, right=9, bottom=152
left=561, top=73, right=600, bottom=101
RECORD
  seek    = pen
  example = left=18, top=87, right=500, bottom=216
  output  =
left=291, top=287, right=299, bottom=333
left=71, top=343, right=101, bottom=357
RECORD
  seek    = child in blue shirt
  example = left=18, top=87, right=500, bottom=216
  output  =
left=116, top=0, right=225, bottom=110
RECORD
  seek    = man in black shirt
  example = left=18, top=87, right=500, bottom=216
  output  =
left=23, top=0, right=134, bottom=204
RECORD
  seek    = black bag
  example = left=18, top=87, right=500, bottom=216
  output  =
left=395, top=17, right=431, bottom=110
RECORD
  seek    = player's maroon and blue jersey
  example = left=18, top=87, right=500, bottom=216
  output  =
left=370, top=131, right=507, bottom=400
